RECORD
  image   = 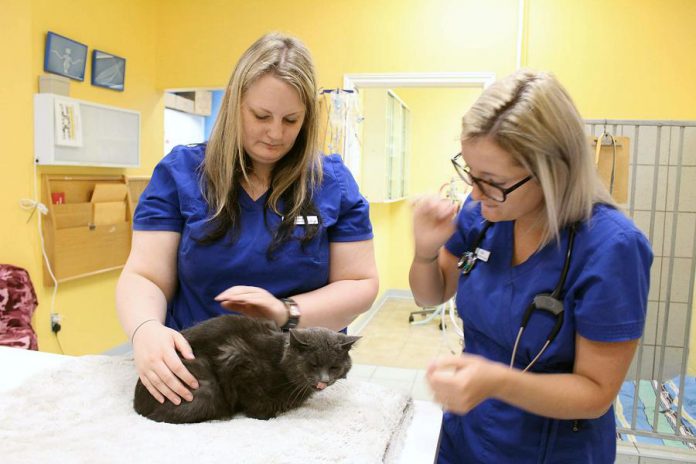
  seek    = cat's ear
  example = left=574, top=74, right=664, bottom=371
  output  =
left=289, top=329, right=310, bottom=349
left=340, top=335, right=361, bottom=351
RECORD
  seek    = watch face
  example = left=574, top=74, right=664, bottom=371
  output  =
left=284, top=299, right=301, bottom=318
left=288, top=304, right=301, bottom=318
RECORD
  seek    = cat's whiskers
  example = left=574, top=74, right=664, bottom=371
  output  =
left=288, top=383, right=311, bottom=406
left=280, top=381, right=303, bottom=405
left=329, top=378, right=350, bottom=393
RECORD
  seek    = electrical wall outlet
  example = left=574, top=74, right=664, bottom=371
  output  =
left=50, top=313, right=62, bottom=333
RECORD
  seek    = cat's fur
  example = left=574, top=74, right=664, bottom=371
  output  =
left=133, top=314, right=359, bottom=423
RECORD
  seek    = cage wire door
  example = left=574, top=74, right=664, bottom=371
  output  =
left=586, top=119, right=696, bottom=449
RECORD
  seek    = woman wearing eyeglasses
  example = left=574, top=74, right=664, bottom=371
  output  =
left=409, top=69, right=652, bottom=463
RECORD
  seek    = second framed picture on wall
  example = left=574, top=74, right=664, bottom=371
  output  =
left=44, top=31, right=88, bottom=81
left=91, top=50, right=126, bottom=91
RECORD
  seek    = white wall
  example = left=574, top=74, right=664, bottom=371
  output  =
left=163, top=108, right=205, bottom=156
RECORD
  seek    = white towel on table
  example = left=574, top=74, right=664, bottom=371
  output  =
left=0, top=355, right=413, bottom=464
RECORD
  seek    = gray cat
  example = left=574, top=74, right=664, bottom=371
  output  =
left=133, top=314, right=360, bottom=423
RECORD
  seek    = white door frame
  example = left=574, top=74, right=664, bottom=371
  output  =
left=340, top=72, right=495, bottom=195
left=343, top=72, right=496, bottom=91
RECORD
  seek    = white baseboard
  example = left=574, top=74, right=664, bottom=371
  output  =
left=102, top=343, right=131, bottom=356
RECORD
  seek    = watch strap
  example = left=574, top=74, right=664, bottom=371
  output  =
left=280, top=297, right=301, bottom=331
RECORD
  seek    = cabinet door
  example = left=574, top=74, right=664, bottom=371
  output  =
left=387, top=93, right=410, bottom=200
left=388, top=98, right=402, bottom=199
left=359, top=89, right=411, bottom=202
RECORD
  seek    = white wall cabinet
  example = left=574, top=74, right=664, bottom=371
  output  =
left=360, top=89, right=411, bottom=202
left=34, top=93, right=140, bottom=168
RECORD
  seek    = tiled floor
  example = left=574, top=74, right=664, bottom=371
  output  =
left=349, top=297, right=463, bottom=402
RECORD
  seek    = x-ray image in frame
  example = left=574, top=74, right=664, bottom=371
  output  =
left=44, top=31, right=88, bottom=81
left=91, top=50, right=126, bottom=91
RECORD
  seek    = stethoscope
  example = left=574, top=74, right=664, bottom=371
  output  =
left=458, top=221, right=577, bottom=372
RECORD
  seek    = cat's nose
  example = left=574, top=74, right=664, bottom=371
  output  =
left=315, top=382, right=328, bottom=390
left=319, top=370, right=330, bottom=384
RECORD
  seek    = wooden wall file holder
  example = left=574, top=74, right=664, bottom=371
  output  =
left=41, top=175, right=133, bottom=285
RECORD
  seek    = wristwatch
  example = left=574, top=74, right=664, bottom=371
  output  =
left=280, top=297, right=301, bottom=331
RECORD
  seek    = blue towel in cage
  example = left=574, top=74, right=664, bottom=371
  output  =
left=615, top=376, right=696, bottom=449
left=663, top=376, right=696, bottom=435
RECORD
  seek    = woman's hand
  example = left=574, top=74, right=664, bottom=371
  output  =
left=132, top=321, right=198, bottom=405
left=215, top=286, right=287, bottom=327
left=426, top=353, right=507, bottom=414
left=412, top=195, right=459, bottom=260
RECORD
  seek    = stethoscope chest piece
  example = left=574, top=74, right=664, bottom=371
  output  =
left=511, top=293, right=565, bottom=372
left=521, top=293, right=565, bottom=341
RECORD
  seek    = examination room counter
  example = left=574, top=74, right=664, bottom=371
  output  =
left=0, top=346, right=442, bottom=463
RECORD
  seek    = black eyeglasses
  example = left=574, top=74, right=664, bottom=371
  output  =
left=451, top=153, right=533, bottom=203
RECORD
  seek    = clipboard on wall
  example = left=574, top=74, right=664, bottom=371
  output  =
left=591, top=134, right=630, bottom=204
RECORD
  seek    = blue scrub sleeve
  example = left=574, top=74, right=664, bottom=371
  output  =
left=327, top=156, right=373, bottom=242
left=444, top=197, right=480, bottom=257
left=133, top=158, right=184, bottom=232
left=573, top=230, right=652, bottom=342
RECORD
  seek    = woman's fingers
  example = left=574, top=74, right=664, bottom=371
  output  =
left=413, top=195, right=457, bottom=219
left=221, top=302, right=267, bottom=318
left=167, top=339, right=199, bottom=392
left=214, top=285, right=265, bottom=301
left=133, top=324, right=199, bottom=404
left=145, top=364, right=185, bottom=405
left=140, top=376, right=165, bottom=404
left=157, top=354, right=195, bottom=403
left=173, top=332, right=195, bottom=361
left=215, top=286, right=283, bottom=318
left=429, top=354, right=469, bottom=372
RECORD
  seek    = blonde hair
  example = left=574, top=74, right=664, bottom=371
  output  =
left=202, top=32, right=321, bottom=246
left=461, top=69, right=615, bottom=246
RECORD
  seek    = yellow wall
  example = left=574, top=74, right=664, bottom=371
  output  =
left=369, top=201, right=413, bottom=293
left=1, top=0, right=162, bottom=354
left=525, top=0, right=696, bottom=119
left=154, top=0, right=518, bottom=90
left=2, top=0, right=696, bottom=356
left=395, top=87, right=481, bottom=197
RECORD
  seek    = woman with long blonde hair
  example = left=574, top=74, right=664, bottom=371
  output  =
left=117, top=32, right=377, bottom=405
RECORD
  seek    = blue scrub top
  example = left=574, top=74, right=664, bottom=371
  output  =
left=133, top=144, right=373, bottom=330
left=441, top=198, right=653, bottom=464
